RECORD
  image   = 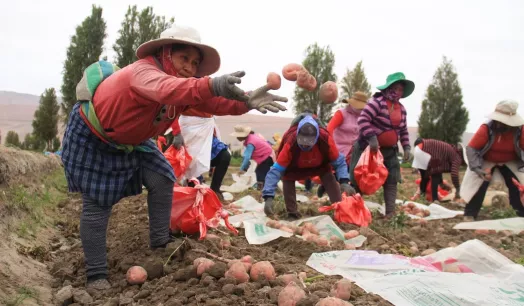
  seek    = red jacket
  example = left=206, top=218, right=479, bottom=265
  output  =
left=88, top=55, right=249, bottom=145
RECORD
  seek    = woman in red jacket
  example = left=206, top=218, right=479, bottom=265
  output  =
left=61, top=24, right=287, bottom=290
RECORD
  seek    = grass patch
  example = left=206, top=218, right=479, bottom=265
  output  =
left=230, top=157, right=242, bottom=167
left=489, top=207, right=517, bottom=220
left=0, top=169, right=68, bottom=239
left=3, top=286, right=38, bottom=306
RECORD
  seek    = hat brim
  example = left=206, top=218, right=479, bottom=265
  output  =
left=230, top=132, right=250, bottom=138
left=376, top=79, right=415, bottom=98
left=485, top=112, right=524, bottom=127
left=136, top=38, right=221, bottom=77
left=348, top=98, right=367, bottom=110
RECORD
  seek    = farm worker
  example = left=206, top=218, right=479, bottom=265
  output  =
left=262, top=113, right=354, bottom=219
left=411, top=138, right=465, bottom=203
left=317, top=91, right=368, bottom=197
left=348, top=72, right=414, bottom=217
left=231, top=125, right=276, bottom=190
left=60, top=24, right=288, bottom=290
left=169, top=112, right=230, bottom=200
left=462, top=100, right=524, bottom=221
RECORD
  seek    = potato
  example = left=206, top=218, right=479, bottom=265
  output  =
left=423, top=210, right=430, bottom=217
left=278, top=282, right=306, bottom=306
left=126, top=266, right=148, bottom=285
left=296, top=70, right=310, bottom=89
left=298, top=272, right=307, bottom=281
left=407, top=202, right=416, bottom=209
left=475, top=229, right=489, bottom=235
left=278, top=274, right=300, bottom=286
left=319, top=81, right=338, bottom=104
left=315, top=297, right=354, bottom=306
left=330, top=235, right=342, bottom=242
left=282, top=63, right=304, bottom=81
left=280, top=226, right=295, bottom=234
left=241, top=255, right=253, bottom=264
left=421, top=249, right=436, bottom=256
left=330, top=279, right=352, bottom=300
left=225, top=262, right=250, bottom=283
left=305, top=74, right=317, bottom=91
left=344, top=230, right=359, bottom=240
left=316, top=237, right=329, bottom=247
left=303, top=222, right=320, bottom=235
left=250, top=261, right=276, bottom=281
left=194, top=258, right=215, bottom=276
left=228, top=259, right=252, bottom=272
left=267, top=72, right=282, bottom=90
left=415, top=212, right=425, bottom=218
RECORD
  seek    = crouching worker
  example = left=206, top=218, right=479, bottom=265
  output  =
left=231, top=125, right=275, bottom=190
left=412, top=138, right=465, bottom=203
left=262, top=114, right=354, bottom=219
left=462, top=100, right=524, bottom=220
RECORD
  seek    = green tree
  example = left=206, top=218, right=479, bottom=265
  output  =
left=61, top=5, right=107, bottom=123
left=340, top=61, right=371, bottom=100
left=293, top=43, right=337, bottom=124
left=417, top=56, right=469, bottom=144
left=32, top=88, right=60, bottom=150
left=51, top=137, right=61, bottom=152
left=5, top=131, right=21, bottom=148
left=113, top=6, right=174, bottom=67
left=21, top=133, right=45, bottom=151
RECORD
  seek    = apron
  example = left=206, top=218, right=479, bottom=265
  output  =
left=461, top=160, right=524, bottom=202
left=179, top=115, right=215, bottom=179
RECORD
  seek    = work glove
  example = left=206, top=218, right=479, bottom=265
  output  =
left=473, top=168, right=487, bottom=180
left=245, top=85, right=288, bottom=114
left=172, top=133, right=184, bottom=150
left=403, top=147, right=411, bottom=162
left=340, top=183, right=356, bottom=196
left=368, top=136, right=379, bottom=152
left=211, top=71, right=250, bottom=102
left=264, top=197, right=274, bottom=216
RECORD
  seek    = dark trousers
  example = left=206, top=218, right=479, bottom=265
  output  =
left=80, top=167, right=173, bottom=281
left=255, top=157, right=274, bottom=183
left=464, top=165, right=524, bottom=218
left=210, top=149, right=231, bottom=193
left=283, top=171, right=341, bottom=214
left=419, top=170, right=443, bottom=201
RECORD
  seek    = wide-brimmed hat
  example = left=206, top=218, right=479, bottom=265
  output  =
left=342, top=91, right=369, bottom=109
left=136, top=24, right=221, bottom=77
left=230, top=125, right=252, bottom=138
left=376, top=72, right=415, bottom=98
left=485, top=100, right=524, bottom=127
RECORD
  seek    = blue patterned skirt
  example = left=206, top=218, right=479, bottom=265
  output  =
left=61, top=103, right=175, bottom=207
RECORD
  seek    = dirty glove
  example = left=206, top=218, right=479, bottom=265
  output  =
left=264, top=197, right=274, bottom=216
left=368, top=136, right=379, bottom=152
left=245, top=85, right=288, bottom=114
left=340, top=183, right=356, bottom=196
left=211, top=71, right=249, bottom=102
left=403, top=147, right=411, bottom=162
left=473, top=168, right=487, bottom=180
left=172, top=133, right=184, bottom=150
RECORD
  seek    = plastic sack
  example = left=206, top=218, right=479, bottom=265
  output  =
left=414, top=178, right=450, bottom=202
left=164, top=145, right=193, bottom=179
left=512, top=178, right=524, bottom=205
left=179, top=115, right=215, bottom=179
left=318, top=193, right=372, bottom=227
left=156, top=136, right=167, bottom=151
left=353, top=146, right=389, bottom=195
left=170, top=179, right=238, bottom=240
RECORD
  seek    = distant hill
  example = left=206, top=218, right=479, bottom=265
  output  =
left=0, top=91, right=473, bottom=149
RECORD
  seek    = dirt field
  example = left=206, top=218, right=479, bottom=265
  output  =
left=1, top=156, right=523, bottom=305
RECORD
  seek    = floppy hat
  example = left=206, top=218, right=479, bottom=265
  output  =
left=230, top=125, right=252, bottom=138
left=136, top=24, right=220, bottom=77
left=485, top=100, right=524, bottom=127
left=342, top=91, right=369, bottom=109
left=376, top=72, right=415, bottom=98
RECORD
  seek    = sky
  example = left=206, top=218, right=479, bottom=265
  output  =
left=1, top=0, right=523, bottom=133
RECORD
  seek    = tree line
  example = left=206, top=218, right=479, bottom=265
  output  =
left=4, top=5, right=469, bottom=150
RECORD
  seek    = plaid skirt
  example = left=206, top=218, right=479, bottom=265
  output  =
left=61, top=103, right=175, bottom=207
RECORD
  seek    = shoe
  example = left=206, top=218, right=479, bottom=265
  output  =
left=86, top=278, right=111, bottom=290
left=463, top=216, right=475, bottom=222
left=317, top=185, right=326, bottom=198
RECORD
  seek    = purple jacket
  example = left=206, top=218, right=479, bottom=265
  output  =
left=357, top=94, right=410, bottom=149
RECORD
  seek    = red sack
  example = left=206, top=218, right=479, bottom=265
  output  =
left=156, top=136, right=167, bottom=151
left=318, top=193, right=372, bottom=227
left=512, top=178, right=524, bottom=206
left=353, top=146, right=389, bottom=195
left=164, top=145, right=192, bottom=179
left=414, top=178, right=450, bottom=201
left=170, top=179, right=238, bottom=240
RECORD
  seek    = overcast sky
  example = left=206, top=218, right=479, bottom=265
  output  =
left=1, top=0, right=523, bottom=132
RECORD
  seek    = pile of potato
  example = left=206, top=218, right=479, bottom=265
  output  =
left=401, top=202, right=430, bottom=217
